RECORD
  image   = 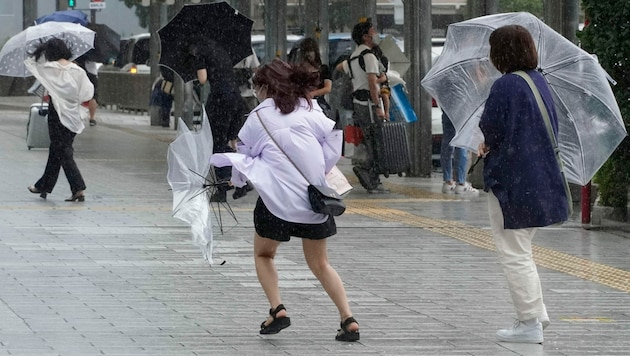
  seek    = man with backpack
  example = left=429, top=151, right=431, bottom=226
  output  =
left=335, top=19, right=389, bottom=193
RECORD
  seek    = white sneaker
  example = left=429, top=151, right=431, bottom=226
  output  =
left=455, top=182, right=479, bottom=194
left=442, top=182, right=456, bottom=194
left=496, top=319, right=543, bottom=344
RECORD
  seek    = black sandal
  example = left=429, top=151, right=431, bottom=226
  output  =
left=259, top=304, right=291, bottom=334
left=335, top=316, right=360, bottom=342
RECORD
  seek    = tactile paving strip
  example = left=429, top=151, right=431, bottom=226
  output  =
left=347, top=198, right=630, bottom=293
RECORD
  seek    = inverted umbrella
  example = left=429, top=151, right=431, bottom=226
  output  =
left=167, top=110, right=237, bottom=265
left=35, top=9, right=88, bottom=26
left=158, top=1, right=253, bottom=82
left=0, top=22, right=94, bottom=77
left=421, top=12, right=627, bottom=186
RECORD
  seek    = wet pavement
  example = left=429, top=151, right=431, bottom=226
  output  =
left=1, top=97, right=629, bottom=355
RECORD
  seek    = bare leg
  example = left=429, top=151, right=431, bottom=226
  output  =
left=254, top=233, right=287, bottom=325
left=302, top=238, right=358, bottom=332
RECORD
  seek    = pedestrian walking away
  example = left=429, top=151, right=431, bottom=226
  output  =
left=477, top=25, right=570, bottom=344
left=25, top=38, right=94, bottom=202
left=335, top=18, right=389, bottom=194
left=210, top=59, right=359, bottom=342
left=149, top=66, right=175, bottom=128
left=233, top=48, right=260, bottom=114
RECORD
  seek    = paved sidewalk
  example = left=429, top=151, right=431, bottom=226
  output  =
left=1, top=100, right=630, bottom=355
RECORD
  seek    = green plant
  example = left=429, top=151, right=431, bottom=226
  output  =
left=498, top=0, right=543, bottom=17
left=578, top=1, right=630, bottom=209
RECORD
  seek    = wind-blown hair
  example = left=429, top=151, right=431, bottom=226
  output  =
left=29, top=38, right=73, bottom=62
left=489, top=25, right=538, bottom=74
left=253, top=59, right=319, bottom=114
left=288, top=37, right=322, bottom=69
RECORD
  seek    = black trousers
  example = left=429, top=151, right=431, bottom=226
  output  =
left=34, top=100, right=86, bottom=194
left=205, top=92, right=244, bottom=187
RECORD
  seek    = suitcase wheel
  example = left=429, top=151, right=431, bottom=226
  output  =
left=28, top=146, right=32, bottom=150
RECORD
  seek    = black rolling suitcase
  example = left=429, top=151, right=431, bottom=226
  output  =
left=375, top=121, right=410, bottom=177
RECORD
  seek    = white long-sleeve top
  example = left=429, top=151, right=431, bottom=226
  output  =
left=24, top=57, right=94, bottom=134
left=210, top=98, right=342, bottom=224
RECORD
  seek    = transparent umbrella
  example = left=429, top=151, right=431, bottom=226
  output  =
left=0, top=22, right=94, bottom=77
left=421, top=12, right=627, bottom=186
left=167, top=109, right=236, bottom=265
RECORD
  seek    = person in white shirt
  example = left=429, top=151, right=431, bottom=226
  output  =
left=336, top=19, right=389, bottom=193
left=25, top=38, right=94, bottom=202
left=210, top=59, right=359, bottom=342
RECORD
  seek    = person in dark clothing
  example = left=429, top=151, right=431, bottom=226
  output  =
left=191, top=40, right=247, bottom=202
left=288, top=37, right=333, bottom=119
left=149, top=66, right=175, bottom=128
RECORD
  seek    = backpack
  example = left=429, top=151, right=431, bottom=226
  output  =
left=337, top=49, right=374, bottom=110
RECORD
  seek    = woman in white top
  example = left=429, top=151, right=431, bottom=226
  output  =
left=25, top=38, right=94, bottom=202
left=210, top=59, right=359, bottom=342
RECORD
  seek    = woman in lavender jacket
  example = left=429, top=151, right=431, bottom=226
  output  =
left=211, top=59, right=359, bottom=342
left=478, top=25, right=569, bottom=344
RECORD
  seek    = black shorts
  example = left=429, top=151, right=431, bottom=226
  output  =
left=254, top=197, right=336, bottom=242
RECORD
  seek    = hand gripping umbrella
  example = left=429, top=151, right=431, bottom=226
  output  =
left=421, top=12, right=627, bottom=186
left=158, top=1, right=253, bottom=82
left=167, top=108, right=237, bottom=265
left=0, top=22, right=95, bottom=77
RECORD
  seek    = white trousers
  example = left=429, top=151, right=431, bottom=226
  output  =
left=488, top=192, right=545, bottom=321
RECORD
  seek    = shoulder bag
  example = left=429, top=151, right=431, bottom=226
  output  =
left=256, top=111, right=346, bottom=216
left=513, top=70, right=573, bottom=217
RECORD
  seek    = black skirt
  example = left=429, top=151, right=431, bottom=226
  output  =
left=253, top=197, right=336, bottom=242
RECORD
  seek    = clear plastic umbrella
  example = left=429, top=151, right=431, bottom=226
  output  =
left=167, top=109, right=236, bottom=265
left=421, top=12, right=627, bottom=186
left=0, top=22, right=94, bottom=77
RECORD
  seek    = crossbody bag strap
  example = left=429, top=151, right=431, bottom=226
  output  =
left=255, top=111, right=311, bottom=185
left=513, top=70, right=573, bottom=216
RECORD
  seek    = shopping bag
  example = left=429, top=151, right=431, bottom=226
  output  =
left=326, top=165, right=353, bottom=196
left=344, top=125, right=364, bottom=144
left=389, top=84, right=417, bottom=123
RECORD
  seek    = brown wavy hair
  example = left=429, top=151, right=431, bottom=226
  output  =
left=253, top=59, right=320, bottom=114
left=489, top=25, right=538, bottom=74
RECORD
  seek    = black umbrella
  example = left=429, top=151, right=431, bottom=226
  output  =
left=85, top=23, right=120, bottom=63
left=157, top=1, right=253, bottom=82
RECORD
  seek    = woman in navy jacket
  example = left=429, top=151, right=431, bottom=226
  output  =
left=478, top=25, right=569, bottom=344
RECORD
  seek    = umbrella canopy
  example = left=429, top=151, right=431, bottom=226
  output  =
left=84, top=23, right=121, bottom=63
left=167, top=111, right=236, bottom=265
left=158, top=1, right=253, bottom=82
left=421, top=12, right=627, bottom=186
left=0, top=22, right=94, bottom=77
left=35, top=9, right=88, bottom=26
left=379, top=35, right=410, bottom=76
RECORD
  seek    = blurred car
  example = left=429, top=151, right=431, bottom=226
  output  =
left=110, top=33, right=151, bottom=74
left=251, top=34, right=304, bottom=63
